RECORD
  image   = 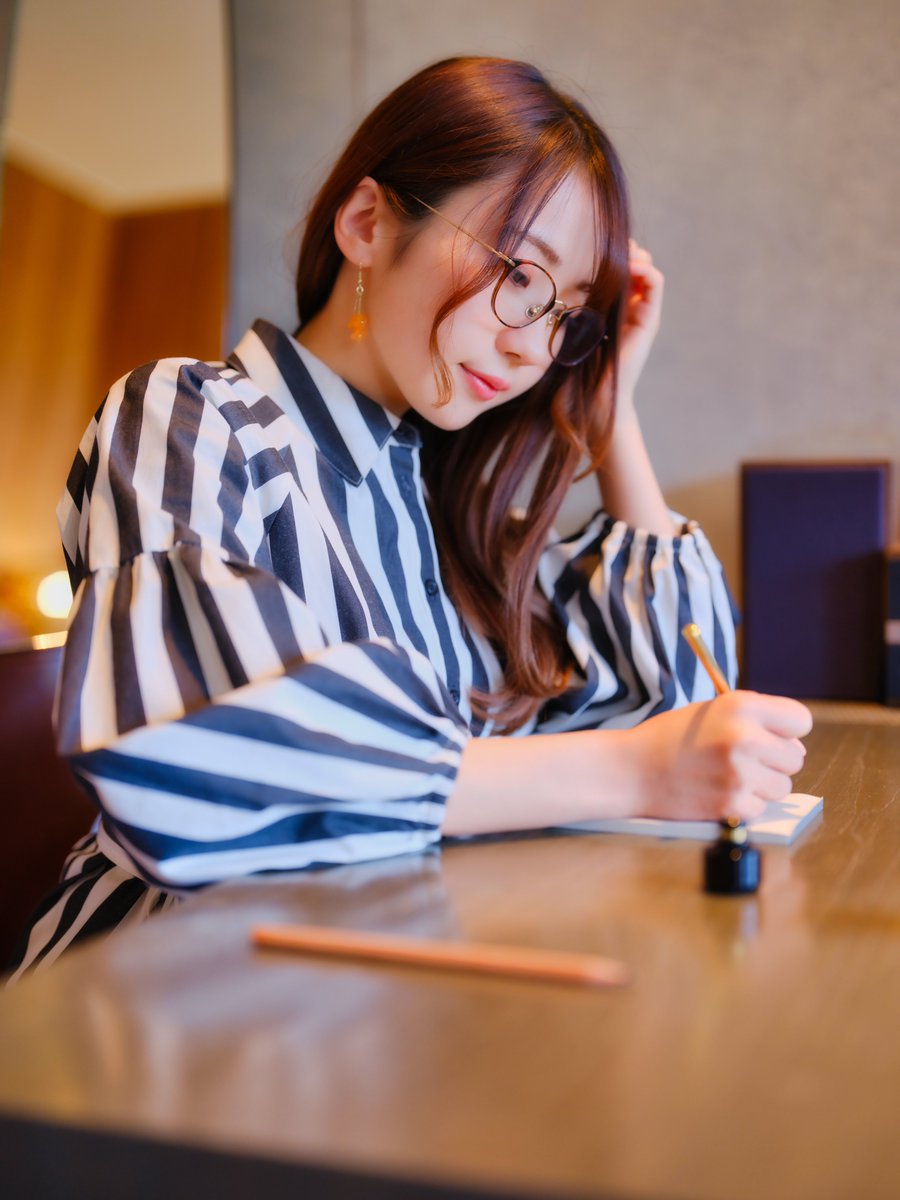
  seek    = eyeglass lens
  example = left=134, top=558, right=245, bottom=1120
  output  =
left=492, top=263, right=555, bottom=328
left=492, top=263, right=605, bottom=366
left=550, top=307, right=606, bottom=367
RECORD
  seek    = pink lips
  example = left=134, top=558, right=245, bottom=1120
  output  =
left=461, top=365, right=510, bottom=402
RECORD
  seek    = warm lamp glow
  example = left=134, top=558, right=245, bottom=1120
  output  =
left=36, top=571, right=73, bottom=619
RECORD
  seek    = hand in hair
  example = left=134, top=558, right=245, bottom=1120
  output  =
left=593, top=239, right=676, bottom=537
left=614, top=239, right=665, bottom=408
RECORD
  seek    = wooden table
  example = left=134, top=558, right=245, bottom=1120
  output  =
left=2, top=708, right=899, bottom=1199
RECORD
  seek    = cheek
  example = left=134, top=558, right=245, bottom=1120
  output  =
left=375, top=264, right=445, bottom=340
left=436, top=288, right=497, bottom=354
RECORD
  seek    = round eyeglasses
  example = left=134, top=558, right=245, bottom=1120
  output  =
left=411, top=195, right=608, bottom=367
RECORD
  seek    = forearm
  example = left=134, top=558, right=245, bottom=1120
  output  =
left=445, top=692, right=814, bottom=838
left=596, top=396, right=679, bottom=537
left=443, top=728, right=639, bottom=836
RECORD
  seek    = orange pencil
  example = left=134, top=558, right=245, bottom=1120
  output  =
left=252, top=924, right=629, bottom=989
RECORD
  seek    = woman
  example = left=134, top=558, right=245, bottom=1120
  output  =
left=11, top=57, right=811, bottom=978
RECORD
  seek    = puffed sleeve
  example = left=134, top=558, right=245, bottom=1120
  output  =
left=55, top=359, right=469, bottom=888
left=535, top=510, right=739, bottom=732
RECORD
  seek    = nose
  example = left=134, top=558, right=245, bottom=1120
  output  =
left=494, top=317, right=554, bottom=370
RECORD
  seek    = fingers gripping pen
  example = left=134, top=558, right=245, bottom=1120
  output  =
left=680, top=623, right=762, bottom=895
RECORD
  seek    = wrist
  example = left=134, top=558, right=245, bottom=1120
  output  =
left=589, top=727, right=645, bottom=820
left=612, top=389, right=637, bottom=425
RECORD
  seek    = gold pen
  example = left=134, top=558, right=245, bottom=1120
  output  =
left=681, top=622, right=730, bottom=695
left=682, top=623, right=761, bottom=887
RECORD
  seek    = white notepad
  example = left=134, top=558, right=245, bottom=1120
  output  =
left=559, top=793, right=823, bottom=846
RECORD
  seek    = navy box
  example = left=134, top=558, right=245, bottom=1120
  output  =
left=742, top=462, right=891, bottom=700
left=886, top=544, right=900, bottom=705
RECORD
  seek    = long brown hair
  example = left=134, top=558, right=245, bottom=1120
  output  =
left=296, top=57, right=631, bottom=732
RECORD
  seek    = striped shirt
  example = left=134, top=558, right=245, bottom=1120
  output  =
left=10, top=319, right=737, bottom=978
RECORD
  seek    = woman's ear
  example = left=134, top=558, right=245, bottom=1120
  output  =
left=334, top=176, right=390, bottom=268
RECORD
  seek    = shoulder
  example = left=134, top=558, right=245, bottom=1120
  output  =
left=92, top=352, right=291, bottom=460
left=102, top=354, right=263, bottom=425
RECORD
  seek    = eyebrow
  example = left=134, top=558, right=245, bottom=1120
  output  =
left=521, top=232, right=561, bottom=268
left=521, top=232, right=593, bottom=295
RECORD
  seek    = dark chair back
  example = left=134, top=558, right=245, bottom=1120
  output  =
left=0, top=641, right=96, bottom=970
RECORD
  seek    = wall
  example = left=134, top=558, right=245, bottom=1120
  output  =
left=229, top=0, right=900, bottom=600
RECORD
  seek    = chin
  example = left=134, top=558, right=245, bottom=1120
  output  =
left=418, top=400, right=483, bottom=433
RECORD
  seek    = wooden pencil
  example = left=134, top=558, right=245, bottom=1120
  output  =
left=252, top=924, right=630, bottom=989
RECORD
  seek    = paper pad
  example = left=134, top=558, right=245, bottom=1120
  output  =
left=559, top=793, right=823, bottom=846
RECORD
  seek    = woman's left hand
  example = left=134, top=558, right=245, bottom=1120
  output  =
left=595, top=240, right=676, bottom=534
left=614, top=240, right=664, bottom=406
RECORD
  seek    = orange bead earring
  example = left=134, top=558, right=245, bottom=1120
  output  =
left=348, top=265, right=368, bottom=341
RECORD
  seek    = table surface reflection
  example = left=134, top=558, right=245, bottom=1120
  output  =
left=1, top=706, right=899, bottom=1199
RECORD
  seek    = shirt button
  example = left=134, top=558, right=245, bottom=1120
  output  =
left=449, top=688, right=460, bottom=704
left=399, top=475, right=413, bottom=496
left=395, top=422, right=421, bottom=446
left=424, top=578, right=439, bottom=597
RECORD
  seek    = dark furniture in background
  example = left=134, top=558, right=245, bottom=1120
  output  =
left=0, top=641, right=95, bottom=970
left=742, top=460, right=891, bottom=700
left=886, top=543, right=900, bottom=705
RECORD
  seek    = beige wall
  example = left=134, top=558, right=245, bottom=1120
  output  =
left=5, top=0, right=228, bottom=209
left=230, top=0, right=900, bottom=600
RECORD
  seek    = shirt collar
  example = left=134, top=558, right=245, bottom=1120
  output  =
left=231, top=319, right=421, bottom=485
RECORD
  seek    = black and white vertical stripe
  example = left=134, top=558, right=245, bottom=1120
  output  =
left=10, top=319, right=737, bottom=978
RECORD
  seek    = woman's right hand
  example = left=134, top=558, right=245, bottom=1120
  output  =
left=445, top=690, right=812, bottom=839
left=624, top=691, right=813, bottom=823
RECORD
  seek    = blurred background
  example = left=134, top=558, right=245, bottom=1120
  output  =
left=0, top=0, right=228, bottom=637
left=1, top=0, right=898, bottom=644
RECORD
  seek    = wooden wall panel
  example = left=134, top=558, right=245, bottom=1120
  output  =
left=99, top=202, right=229, bottom=391
left=0, top=159, right=227, bottom=636
left=0, top=160, right=113, bottom=577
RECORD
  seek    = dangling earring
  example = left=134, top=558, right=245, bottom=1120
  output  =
left=348, top=264, right=368, bottom=341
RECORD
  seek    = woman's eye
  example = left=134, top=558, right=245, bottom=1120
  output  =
left=508, top=265, right=532, bottom=289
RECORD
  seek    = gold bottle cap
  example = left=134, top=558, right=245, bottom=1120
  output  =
left=719, top=817, right=749, bottom=845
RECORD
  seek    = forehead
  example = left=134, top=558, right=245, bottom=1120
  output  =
left=456, top=173, right=603, bottom=281
left=524, top=174, right=602, bottom=273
